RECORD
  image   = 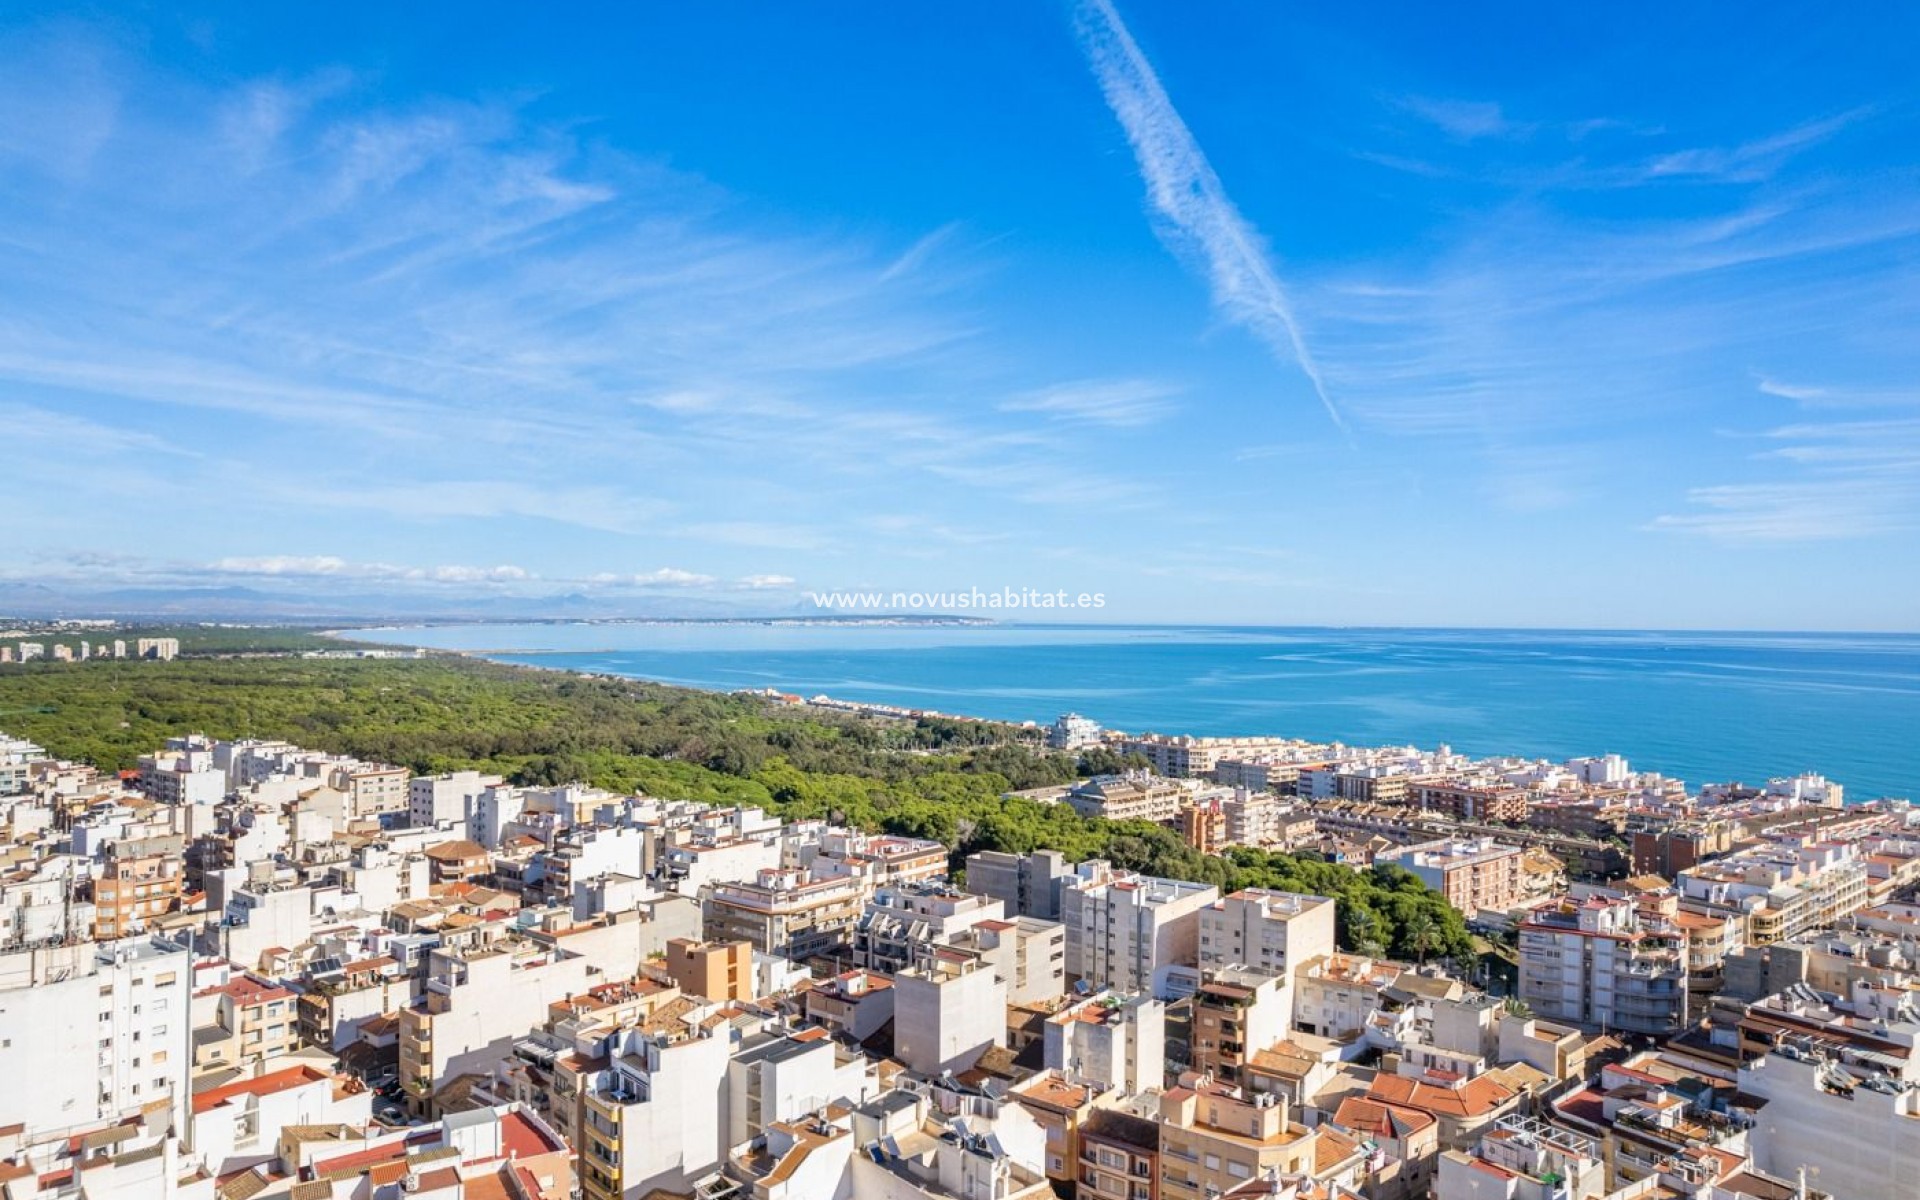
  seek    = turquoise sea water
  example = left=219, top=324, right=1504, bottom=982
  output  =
left=351, top=624, right=1920, bottom=801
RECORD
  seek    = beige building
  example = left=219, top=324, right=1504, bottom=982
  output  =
left=93, top=837, right=185, bottom=939
left=1376, top=838, right=1527, bottom=917
left=700, top=867, right=868, bottom=961
left=661, top=936, right=754, bottom=1001
left=1157, top=1074, right=1333, bottom=1200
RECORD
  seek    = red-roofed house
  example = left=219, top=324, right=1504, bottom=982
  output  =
left=187, top=1065, right=371, bottom=1177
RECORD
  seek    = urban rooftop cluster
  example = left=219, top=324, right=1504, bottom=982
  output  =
left=0, top=698, right=1914, bottom=1200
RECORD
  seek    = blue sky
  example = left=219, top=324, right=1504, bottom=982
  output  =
left=2, top=2, right=1917, bottom=628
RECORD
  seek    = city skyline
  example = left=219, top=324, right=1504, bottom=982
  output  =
left=3, top=3, right=1918, bottom=628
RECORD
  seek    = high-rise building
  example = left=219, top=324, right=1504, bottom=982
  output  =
left=1060, top=861, right=1218, bottom=999
left=1197, top=889, right=1338, bottom=983
left=1518, top=896, right=1688, bottom=1036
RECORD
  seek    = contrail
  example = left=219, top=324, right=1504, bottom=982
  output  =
left=1074, top=0, right=1346, bottom=431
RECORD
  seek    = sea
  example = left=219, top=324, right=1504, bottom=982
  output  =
left=349, top=623, right=1920, bottom=801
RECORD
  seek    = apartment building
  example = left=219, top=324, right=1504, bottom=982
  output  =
left=325, top=760, right=409, bottom=818
left=296, top=954, right=413, bottom=1049
left=399, top=940, right=591, bottom=1112
left=1220, top=790, right=1316, bottom=850
left=1066, top=773, right=1192, bottom=824
left=1078, top=1105, right=1161, bottom=1200
left=1049, top=713, right=1103, bottom=750
left=1044, top=990, right=1166, bottom=1095
left=1732, top=986, right=1920, bottom=1200
left=1518, top=895, right=1688, bottom=1035
left=196, top=973, right=301, bottom=1069
left=965, top=848, right=1073, bottom=920
left=850, top=882, right=1007, bottom=975
left=408, top=768, right=497, bottom=829
left=1156, top=1076, right=1328, bottom=1200
left=700, top=867, right=868, bottom=962
left=1191, top=968, right=1292, bottom=1085
left=1412, top=780, right=1530, bottom=824
left=893, top=951, right=1007, bottom=1076
left=134, top=637, right=179, bottom=660
left=0, top=935, right=193, bottom=1136
left=92, top=836, right=185, bottom=939
left=945, top=914, right=1067, bottom=1006
left=810, top=829, right=949, bottom=888
left=1376, top=838, right=1527, bottom=917
left=1678, top=839, right=1873, bottom=946
left=1118, top=735, right=1306, bottom=779
left=1061, top=861, right=1218, bottom=999
left=662, top=936, right=754, bottom=1001
left=1009, top=1071, right=1102, bottom=1189
left=1198, top=889, right=1338, bottom=984
left=727, top=1026, right=877, bottom=1147
left=557, top=1011, right=735, bottom=1200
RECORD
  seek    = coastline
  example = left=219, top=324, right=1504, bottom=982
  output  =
left=326, top=621, right=1920, bottom=801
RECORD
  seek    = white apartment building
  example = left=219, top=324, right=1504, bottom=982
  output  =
left=1060, top=861, right=1218, bottom=999
left=408, top=769, right=497, bottom=829
left=893, top=952, right=1007, bottom=1076
left=1678, top=839, right=1873, bottom=946
left=1735, top=986, right=1920, bottom=1200
left=0, top=935, right=192, bottom=1136
left=1198, top=889, right=1338, bottom=983
left=727, top=1027, right=877, bottom=1149
left=1048, top=712, right=1102, bottom=750
left=399, top=940, right=592, bottom=1108
left=1043, top=989, right=1166, bottom=1094
left=1518, top=896, right=1688, bottom=1036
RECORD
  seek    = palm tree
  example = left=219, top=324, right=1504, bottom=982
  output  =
left=1405, top=911, right=1439, bottom=966
left=1347, top=907, right=1388, bottom=959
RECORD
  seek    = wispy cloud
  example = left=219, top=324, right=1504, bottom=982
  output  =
left=1650, top=382, right=1920, bottom=542
left=1398, top=96, right=1535, bottom=141
left=0, top=28, right=1171, bottom=581
left=1000, top=379, right=1178, bottom=427
left=1642, top=108, right=1871, bottom=183
left=1072, top=0, right=1344, bottom=430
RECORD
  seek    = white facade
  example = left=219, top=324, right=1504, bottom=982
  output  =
left=1197, top=889, right=1338, bottom=983
left=1060, top=861, right=1218, bottom=999
left=0, top=936, right=192, bottom=1136
left=893, top=955, right=1007, bottom=1076
left=1043, top=990, right=1165, bottom=1094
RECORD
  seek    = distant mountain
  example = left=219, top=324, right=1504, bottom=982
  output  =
left=0, top=580, right=806, bottom=623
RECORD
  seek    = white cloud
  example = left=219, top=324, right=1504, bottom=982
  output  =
left=1399, top=96, right=1534, bottom=141
left=735, top=574, right=796, bottom=589
left=1073, top=0, right=1344, bottom=430
left=589, top=568, right=718, bottom=588
left=208, top=556, right=534, bottom=582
